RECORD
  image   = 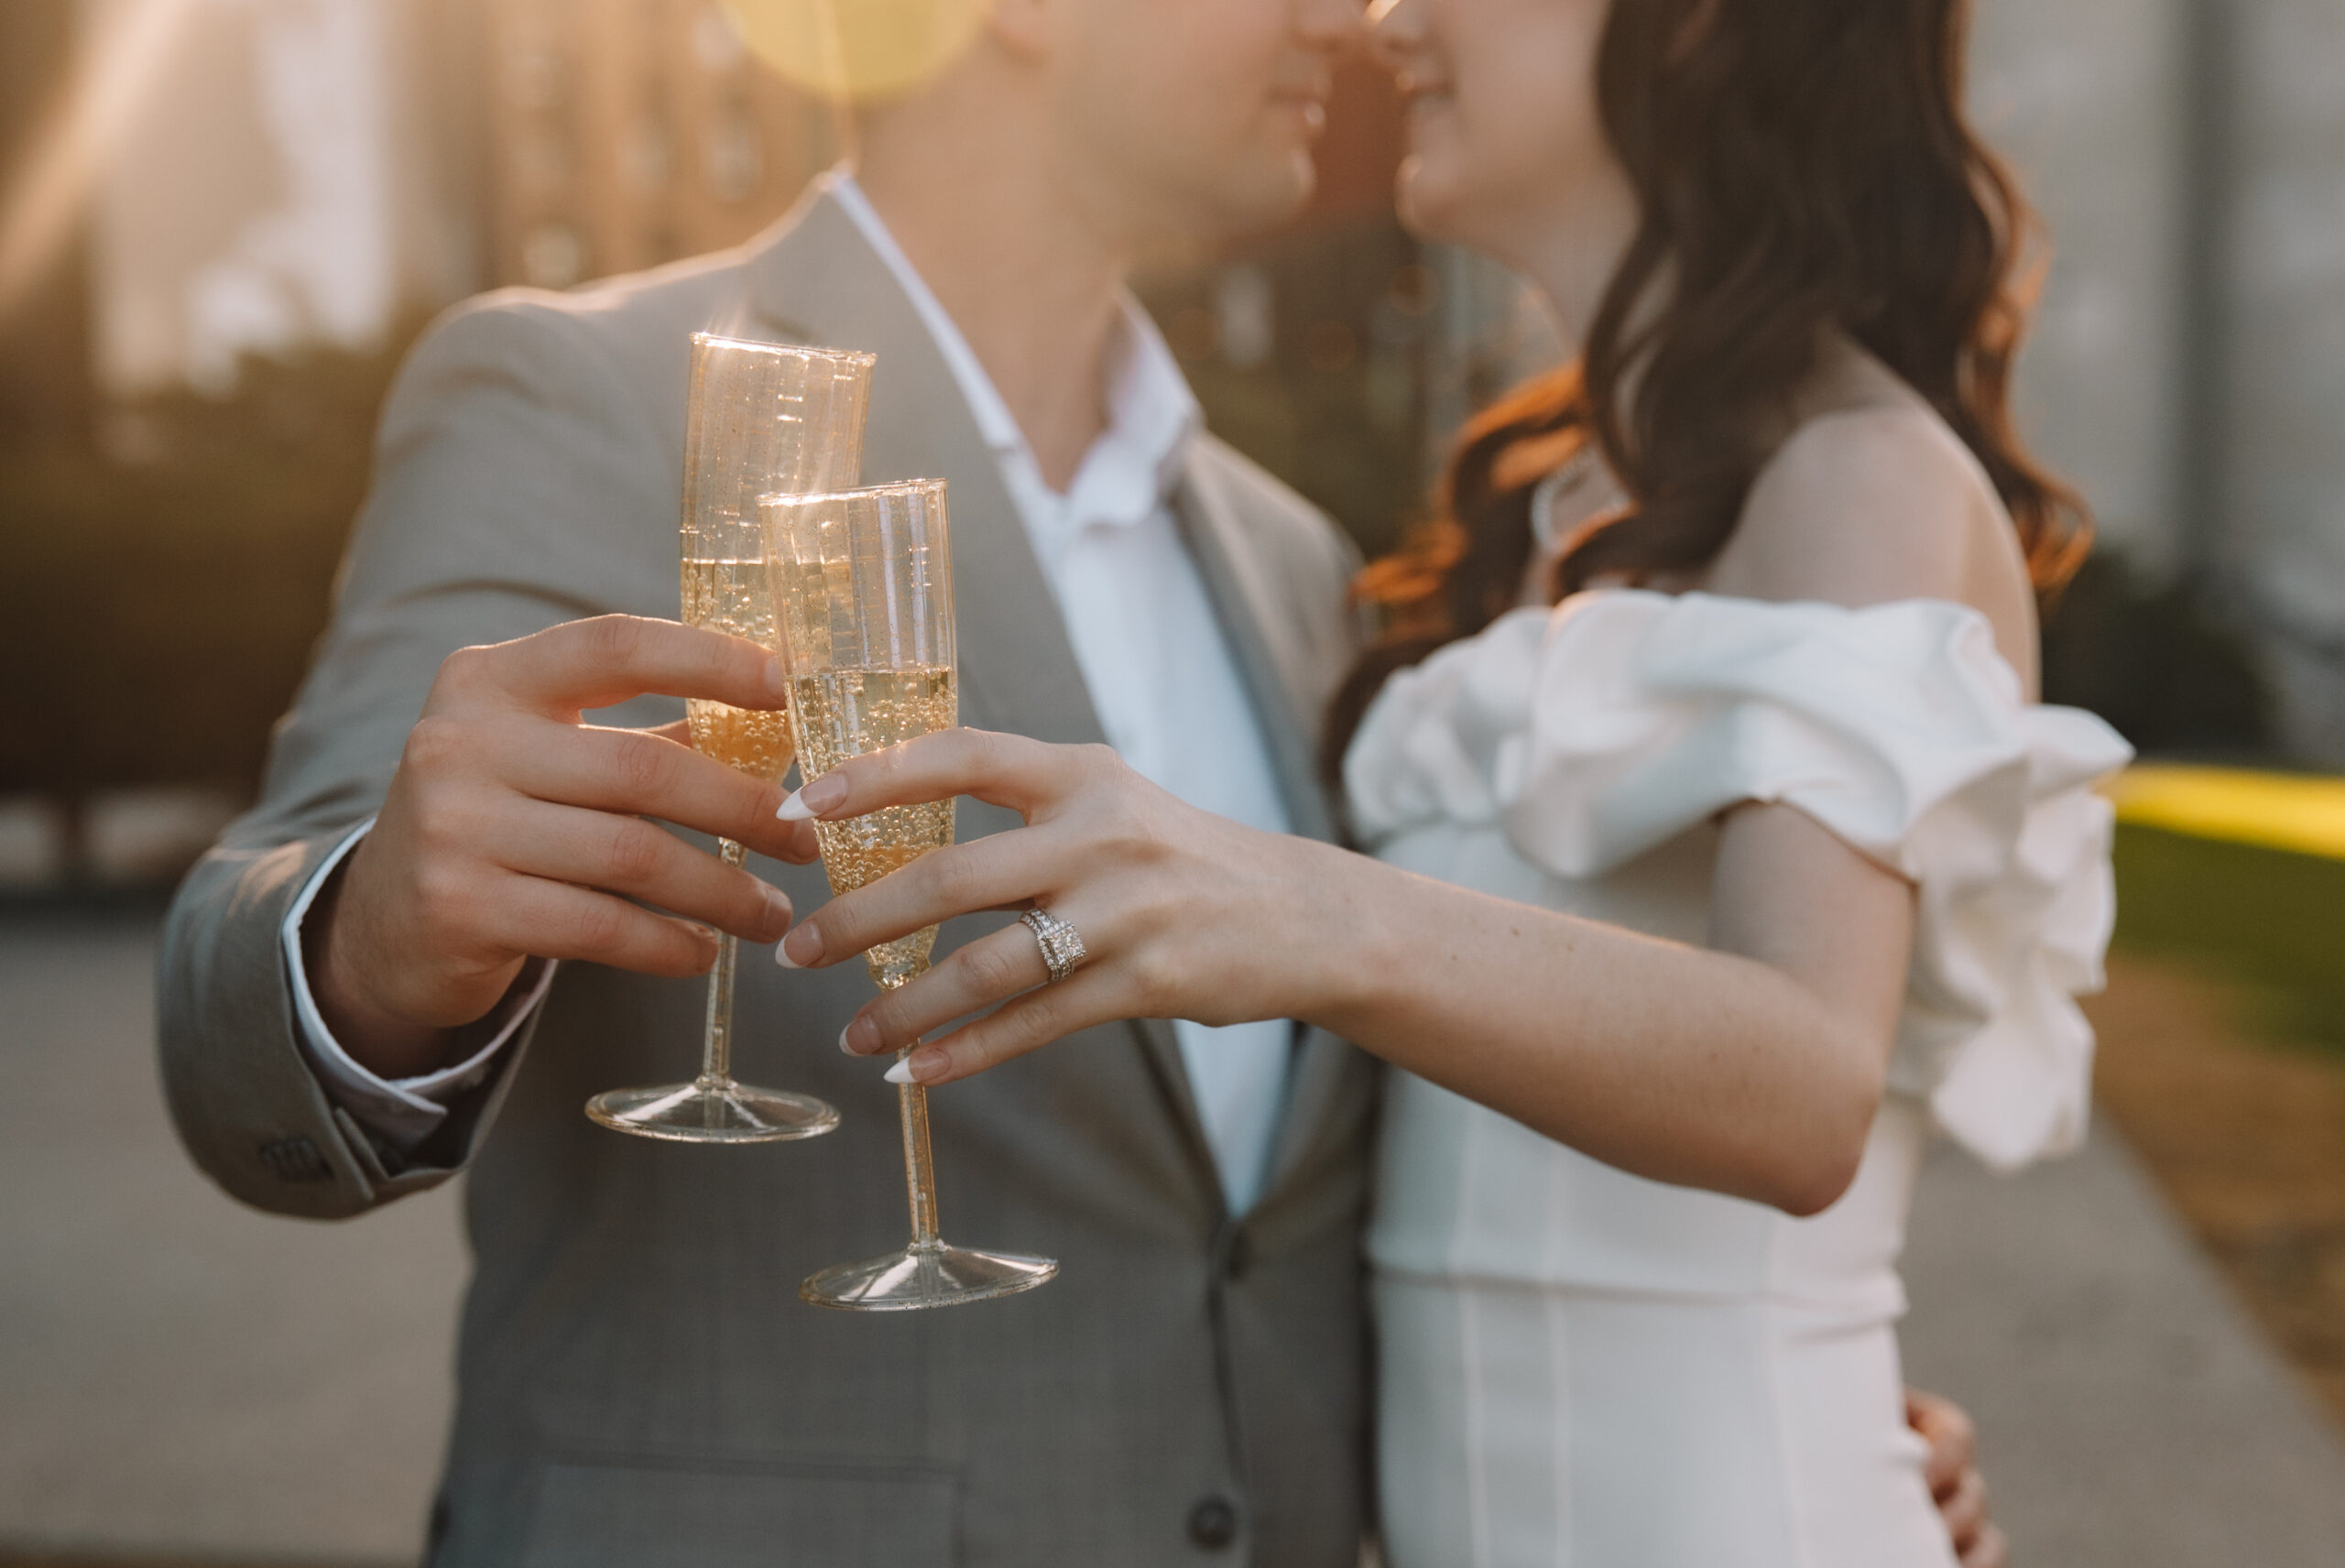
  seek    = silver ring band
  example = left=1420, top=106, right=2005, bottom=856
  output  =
left=1020, top=908, right=1089, bottom=985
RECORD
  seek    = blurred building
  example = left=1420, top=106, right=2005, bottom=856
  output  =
left=2203, top=0, right=2345, bottom=760
left=76, top=0, right=837, bottom=398
left=481, top=0, right=842, bottom=291
left=81, top=0, right=478, bottom=396
left=1969, top=0, right=2345, bottom=762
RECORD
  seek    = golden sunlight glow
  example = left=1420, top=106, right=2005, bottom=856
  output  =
left=0, top=0, right=202, bottom=322
left=718, top=0, right=985, bottom=104
left=2107, top=765, right=2345, bottom=862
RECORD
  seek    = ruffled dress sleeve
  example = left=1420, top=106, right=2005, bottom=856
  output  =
left=1346, top=589, right=2135, bottom=1171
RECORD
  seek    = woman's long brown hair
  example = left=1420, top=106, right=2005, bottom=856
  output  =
left=1324, top=0, right=2089, bottom=787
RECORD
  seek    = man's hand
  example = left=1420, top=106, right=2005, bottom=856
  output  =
left=1908, top=1387, right=2007, bottom=1568
left=310, top=615, right=821, bottom=1077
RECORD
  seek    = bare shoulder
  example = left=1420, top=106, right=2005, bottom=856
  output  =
left=1708, top=402, right=1989, bottom=602
left=1707, top=392, right=2041, bottom=689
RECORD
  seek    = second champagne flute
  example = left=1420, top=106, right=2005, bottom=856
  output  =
left=584, top=332, right=870, bottom=1144
left=764, top=479, right=1059, bottom=1310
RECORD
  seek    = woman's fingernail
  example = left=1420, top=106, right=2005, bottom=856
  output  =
left=780, top=924, right=823, bottom=967
left=840, top=1016, right=879, bottom=1055
left=838, top=1024, right=857, bottom=1055
left=763, top=656, right=790, bottom=698
left=778, top=773, right=847, bottom=822
left=884, top=1049, right=943, bottom=1085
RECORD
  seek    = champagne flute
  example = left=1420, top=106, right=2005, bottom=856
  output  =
left=584, top=332, right=873, bottom=1144
left=763, top=480, right=1060, bottom=1309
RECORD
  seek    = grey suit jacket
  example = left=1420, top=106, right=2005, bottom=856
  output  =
left=158, top=185, right=1378, bottom=1566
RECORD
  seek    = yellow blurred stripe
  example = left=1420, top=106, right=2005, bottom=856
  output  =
left=2107, top=765, right=2345, bottom=861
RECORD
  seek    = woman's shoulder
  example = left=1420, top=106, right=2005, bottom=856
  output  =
left=1346, top=584, right=2106, bottom=860
left=1707, top=374, right=2039, bottom=688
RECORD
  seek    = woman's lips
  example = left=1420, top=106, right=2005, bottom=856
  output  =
left=1393, top=68, right=1455, bottom=111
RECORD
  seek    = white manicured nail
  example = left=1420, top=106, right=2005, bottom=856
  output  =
left=777, top=789, right=814, bottom=822
left=882, top=1057, right=914, bottom=1084
left=838, top=1025, right=856, bottom=1054
left=774, top=940, right=801, bottom=969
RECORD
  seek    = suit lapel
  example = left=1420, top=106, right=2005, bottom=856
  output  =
left=1169, top=455, right=1335, bottom=845
left=742, top=190, right=1221, bottom=1194
left=1171, top=451, right=1368, bottom=1204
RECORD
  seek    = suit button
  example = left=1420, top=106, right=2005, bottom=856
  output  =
left=1188, top=1496, right=1239, bottom=1550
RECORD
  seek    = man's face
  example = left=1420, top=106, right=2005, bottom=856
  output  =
left=1045, top=0, right=1360, bottom=246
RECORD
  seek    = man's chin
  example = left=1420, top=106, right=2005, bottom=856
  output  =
left=1392, top=160, right=1470, bottom=247
left=1118, top=148, right=1316, bottom=254
left=1201, top=153, right=1318, bottom=242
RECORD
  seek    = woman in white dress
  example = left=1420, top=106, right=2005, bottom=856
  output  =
left=774, top=0, right=2130, bottom=1562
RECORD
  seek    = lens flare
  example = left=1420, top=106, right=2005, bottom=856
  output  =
left=717, top=0, right=984, bottom=104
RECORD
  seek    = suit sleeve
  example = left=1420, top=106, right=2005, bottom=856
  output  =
left=156, top=295, right=677, bottom=1218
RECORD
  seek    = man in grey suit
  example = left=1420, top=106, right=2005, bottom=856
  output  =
left=163, top=1, right=1374, bottom=1563
left=158, top=0, right=2001, bottom=1563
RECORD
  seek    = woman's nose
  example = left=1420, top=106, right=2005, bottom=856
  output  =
left=1369, top=0, right=1428, bottom=60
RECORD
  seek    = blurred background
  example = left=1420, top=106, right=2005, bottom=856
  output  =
left=3, top=0, right=2344, bottom=1563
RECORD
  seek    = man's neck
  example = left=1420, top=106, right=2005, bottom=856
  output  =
left=856, top=121, right=1130, bottom=492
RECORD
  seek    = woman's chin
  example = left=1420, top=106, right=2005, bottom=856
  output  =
left=1393, top=158, right=1477, bottom=247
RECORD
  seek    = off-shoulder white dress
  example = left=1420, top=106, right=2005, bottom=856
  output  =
left=1345, top=590, right=2132, bottom=1568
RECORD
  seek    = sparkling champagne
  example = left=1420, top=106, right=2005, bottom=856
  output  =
left=787, top=665, right=957, bottom=988
left=682, top=557, right=793, bottom=780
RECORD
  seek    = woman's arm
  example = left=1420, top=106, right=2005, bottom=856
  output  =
left=778, top=733, right=1911, bottom=1215
left=781, top=388, right=2016, bottom=1218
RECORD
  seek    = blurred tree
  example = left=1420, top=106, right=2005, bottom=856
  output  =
left=2042, top=551, right=2272, bottom=756
left=0, top=330, right=412, bottom=878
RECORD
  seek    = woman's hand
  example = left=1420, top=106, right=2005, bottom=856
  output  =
left=773, top=728, right=1326, bottom=1084
left=1907, top=1388, right=2007, bottom=1568
left=772, top=731, right=1890, bottom=1215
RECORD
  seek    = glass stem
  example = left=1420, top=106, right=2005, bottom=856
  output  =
left=898, top=1062, right=942, bottom=1250
left=697, top=838, right=748, bottom=1088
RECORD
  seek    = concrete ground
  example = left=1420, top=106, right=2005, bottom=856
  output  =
left=4, top=909, right=2344, bottom=1565
left=1903, top=1133, right=2345, bottom=1565
left=0, top=907, right=462, bottom=1565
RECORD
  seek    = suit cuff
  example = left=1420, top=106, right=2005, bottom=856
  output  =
left=280, top=818, right=556, bottom=1154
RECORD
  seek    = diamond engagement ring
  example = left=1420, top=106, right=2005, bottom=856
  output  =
left=1020, top=908, right=1089, bottom=985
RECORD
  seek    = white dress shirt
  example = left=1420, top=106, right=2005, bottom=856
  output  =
left=288, top=171, right=1296, bottom=1213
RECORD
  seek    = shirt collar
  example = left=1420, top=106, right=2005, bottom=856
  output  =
left=822, top=169, right=1199, bottom=529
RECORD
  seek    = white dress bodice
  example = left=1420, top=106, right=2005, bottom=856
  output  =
left=1345, top=589, right=2131, bottom=1567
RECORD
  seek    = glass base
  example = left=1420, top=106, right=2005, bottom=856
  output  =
left=584, top=1081, right=841, bottom=1144
left=801, top=1240, right=1058, bottom=1312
